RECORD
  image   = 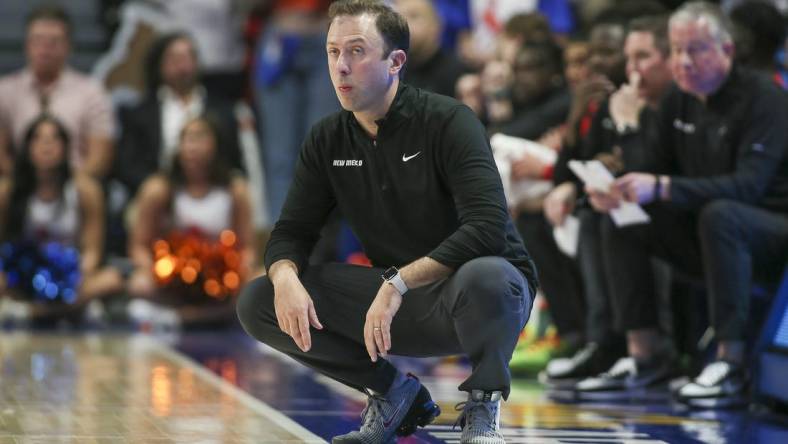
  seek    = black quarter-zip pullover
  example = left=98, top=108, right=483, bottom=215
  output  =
left=650, top=67, right=788, bottom=212
left=264, top=83, right=538, bottom=291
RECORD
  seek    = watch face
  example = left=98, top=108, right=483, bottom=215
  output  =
left=382, top=266, right=398, bottom=280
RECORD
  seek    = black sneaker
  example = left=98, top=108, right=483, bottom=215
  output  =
left=676, top=360, right=747, bottom=408
left=397, top=383, right=441, bottom=436
left=575, top=356, right=674, bottom=393
left=539, top=342, right=624, bottom=389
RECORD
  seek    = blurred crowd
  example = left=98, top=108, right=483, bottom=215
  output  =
left=0, top=0, right=787, bottom=410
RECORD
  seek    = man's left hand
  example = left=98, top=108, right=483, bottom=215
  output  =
left=364, top=283, right=403, bottom=362
left=609, top=72, right=645, bottom=131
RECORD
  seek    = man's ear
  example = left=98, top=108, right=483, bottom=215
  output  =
left=389, top=49, right=407, bottom=75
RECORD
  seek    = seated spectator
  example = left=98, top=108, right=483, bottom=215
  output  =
left=397, top=0, right=468, bottom=98
left=498, top=13, right=554, bottom=66
left=0, top=115, right=123, bottom=323
left=563, top=39, right=591, bottom=91
left=493, top=41, right=570, bottom=142
left=582, top=2, right=788, bottom=407
left=542, top=14, right=674, bottom=388
left=456, top=12, right=556, bottom=126
left=559, top=20, right=627, bottom=149
left=492, top=41, right=577, bottom=374
left=0, top=4, right=115, bottom=179
left=508, top=17, right=631, bottom=373
left=127, top=115, right=255, bottom=327
left=729, top=1, right=787, bottom=88
left=115, top=32, right=244, bottom=196
left=154, top=0, right=252, bottom=101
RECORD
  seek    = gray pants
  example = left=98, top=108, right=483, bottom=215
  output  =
left=237, top=257, right=532, bottom=399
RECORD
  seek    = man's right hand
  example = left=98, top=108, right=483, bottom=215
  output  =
left=544, top=182, right=577, bottom=227
left=270, top=261, right=322, bottom=352
left=567, top=76, right=615, bottom=125
left=609, top=72, right=644, bottom=132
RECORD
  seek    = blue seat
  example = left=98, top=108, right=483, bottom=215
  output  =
left=755, top=266, right=788, bottom=406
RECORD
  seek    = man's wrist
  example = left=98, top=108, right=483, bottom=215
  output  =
left=382, top=266, right=408, bottom=295
left=652, top=175, right=662, bottom=202
left=652, top=175, right=670, bottom=202
left=660, top=175, right=670, bottom=201
left=269, top=259, right=298, bottom=286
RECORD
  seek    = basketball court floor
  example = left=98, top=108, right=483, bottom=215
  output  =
left=1, top=329, right=787, bottom=443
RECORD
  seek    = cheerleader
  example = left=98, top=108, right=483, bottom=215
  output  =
left=0, top=114, right=123, bottom=321
left=128, top=114, right=255, bottom=326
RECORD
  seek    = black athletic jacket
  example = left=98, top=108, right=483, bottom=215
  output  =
left=647, top=67, right=788, bottom=212
left=264, top=83, right=538, bottom=291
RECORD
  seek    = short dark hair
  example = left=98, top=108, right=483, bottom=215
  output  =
left=516, top=40, right=564, bottom=75
left=26, top=3, right=72, bottom=40
left=328, top=0, right=410, bottom=57
left=628, top=15, right=670, bottom=56
left=503, top=13, right=552, bottom=44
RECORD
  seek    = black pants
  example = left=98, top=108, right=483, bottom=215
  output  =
left=577, top=208, right=624, bottom=346
left=516, top=212, right=585, bottom=339
left=237, top=257, right=532, bottom=399
left=602, top=200, right=788, bottom=341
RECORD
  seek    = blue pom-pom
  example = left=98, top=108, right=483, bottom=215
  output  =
left=0, top=240, right=81, bottom=304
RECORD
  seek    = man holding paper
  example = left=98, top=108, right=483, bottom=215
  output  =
left=583, top=2, right=788, bottom=407
left=541, top=14, right=674, bottom=388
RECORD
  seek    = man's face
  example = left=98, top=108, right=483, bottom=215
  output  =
left=624, top=31, right=673, bottom=103
left=26, top=19, right=70, bottom=78
left=564, top=42, right=590, bottom=89
left=669, top=19, right=732, bottom=96
left=589, top=24, right=626, bottom=85
left=499, top=34, right=522, bottom=66
left=327, top=14, right=401, bottom=113
left=161, top=38, right=199, bottom=93
left=512, top=49, right=555, bottom=105
left=397, top=0, right=440, bottom=62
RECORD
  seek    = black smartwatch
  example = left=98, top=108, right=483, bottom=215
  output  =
left=381, top=266, right=408, bottom=295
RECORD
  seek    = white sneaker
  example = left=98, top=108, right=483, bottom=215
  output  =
left=677, top=361, right=746, bottom=403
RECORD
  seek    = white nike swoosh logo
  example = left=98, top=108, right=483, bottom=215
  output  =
left=402, top=151, right=421, bottom=162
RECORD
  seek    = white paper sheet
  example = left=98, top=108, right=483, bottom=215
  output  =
left=568, top=160, right=651, bottom=227
left=553, top=214, right=580, bottom=257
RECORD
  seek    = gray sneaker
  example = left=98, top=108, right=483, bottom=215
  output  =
left=455, top=390, right=505, bottom=444
left=332, top=375, right=424, bottom=444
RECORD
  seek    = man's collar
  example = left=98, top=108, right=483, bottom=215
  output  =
left=348, top=82, right=415, bottom=134
left=372, top=82, right=414, bottom=127
left=22, top=66, right=69, bottom=91
left=158, top=85, right=207, bottom=104
left=706, top=64, right=743, bottom=108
